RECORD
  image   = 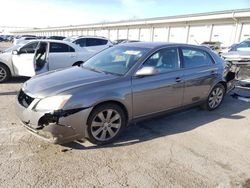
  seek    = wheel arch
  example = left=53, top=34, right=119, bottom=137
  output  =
left=87, top=100, right=129, bottom=125
left=0, top=61, right=11, bottom=73
left=0, top=61, right=12, bottom=78
left=72, top=61, right=84, bottom=66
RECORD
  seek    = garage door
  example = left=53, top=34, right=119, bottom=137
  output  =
left=240, top=23, right=250, bottom=41
left=211, top=25, right=234, bottom=47
left=81, top=30, right=87, bottom=36
left=118, top=29, right=128, bottom=39
left=188, top=25, right=210, bottom=45
left=140, top=28, right=151, bottom=42
left=109, top=30, right=118, bottom=41
left=169, top=27, right=187, bottom=43
left=128, top=29, right=139, bottom=40
left=95, top=30, right=109, bottom=38
left=153, top=27, right=168, bottom=42
left=88, top=30, right=95, bottom=36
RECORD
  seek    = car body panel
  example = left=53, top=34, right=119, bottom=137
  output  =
left=132, top=70, right=184, bottom=118
left=12, top=53, right=36, bottom=76
left=221, top=50, right=250, bottom=62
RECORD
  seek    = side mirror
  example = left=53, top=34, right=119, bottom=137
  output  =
left=135, top=66, right=158, bottom=77
left=12, top=50, right=19, bottom=55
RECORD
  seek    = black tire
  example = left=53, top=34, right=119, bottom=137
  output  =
left=203, top=83, right=225, bottom=111
left=0, top=64, right=11, bottom=83
left=87, top=103, right=126, bottom=145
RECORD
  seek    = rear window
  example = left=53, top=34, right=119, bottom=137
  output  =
left=86, top=38, right=108, bottom=46
left=49, top=42, right=75, bottom=53
left=181, top=48, right=214, bottom=68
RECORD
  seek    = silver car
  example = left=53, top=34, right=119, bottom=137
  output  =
left=16, top=42, right=236, bottom=145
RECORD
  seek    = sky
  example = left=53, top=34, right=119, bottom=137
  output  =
left=1, top=0, right=250, bottom=28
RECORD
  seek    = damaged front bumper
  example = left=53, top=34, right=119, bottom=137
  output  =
left=15, top=95, right=93, bottom=144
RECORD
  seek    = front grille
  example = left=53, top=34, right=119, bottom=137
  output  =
left=18, top=90, right=34, bottom=108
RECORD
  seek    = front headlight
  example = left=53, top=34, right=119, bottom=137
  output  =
left=34, top=95, right=71, bottom=111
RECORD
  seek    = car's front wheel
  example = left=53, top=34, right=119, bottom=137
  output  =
left=87, top=104, right=126, bottom=145
left=204, top=83, right=226, bottom=111
left=0, top=64, right=11, bottom=83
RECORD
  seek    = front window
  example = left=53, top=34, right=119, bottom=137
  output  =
left=142, top=48, right=179, bottom=73
left=82, top=46, right=149, bottom=75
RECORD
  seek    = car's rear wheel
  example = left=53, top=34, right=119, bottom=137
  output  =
left=204, top=83, right=225, bottom=111
left=87, top=104, right=126, bottom=145
left=0, top=64, right=11, bottom=83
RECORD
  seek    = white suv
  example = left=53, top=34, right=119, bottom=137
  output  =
left=64, top=36, right=113, bottom=53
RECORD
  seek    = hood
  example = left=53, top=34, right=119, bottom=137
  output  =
left=23, top=66, right=117, bottom=98
left=222, top=51, right=250, bottom=61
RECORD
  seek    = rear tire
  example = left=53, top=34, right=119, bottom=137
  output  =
left=87, top=103, right=126, bottom=145
left=203, top=83, right=225, bottom=111
left=0, top=64, right=11, bottom=83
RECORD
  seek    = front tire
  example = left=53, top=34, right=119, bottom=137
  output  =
left=87, top=104, right=126, bottom=145
left=203, top=83, right=225, bottom=111
left=0, top=64, right=11, bottom=83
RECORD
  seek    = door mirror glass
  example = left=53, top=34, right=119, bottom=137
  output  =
left=135, top=66, right=158, bottom=77
left=12, top=50, right=19, bottom=55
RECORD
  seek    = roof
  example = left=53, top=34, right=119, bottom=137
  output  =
left=119, top=42, right=210, bottom=51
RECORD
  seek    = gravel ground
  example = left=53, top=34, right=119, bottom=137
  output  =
left=0, top=44, right=250, bottom=188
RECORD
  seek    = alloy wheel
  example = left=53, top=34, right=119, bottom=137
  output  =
left=0, top=67, right=7, bottom=82
left=208, top=87, right=224, bottom=109
left=90, top=109, right=122, bottom=142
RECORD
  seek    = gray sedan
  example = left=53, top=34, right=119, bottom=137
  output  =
left=16, top=42, right=236, bottom=145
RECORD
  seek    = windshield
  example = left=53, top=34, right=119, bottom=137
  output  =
left=82, top=46, right=149, bottom=76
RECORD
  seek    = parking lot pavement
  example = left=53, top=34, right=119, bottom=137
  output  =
left=0, top=78, right=249, bottom=188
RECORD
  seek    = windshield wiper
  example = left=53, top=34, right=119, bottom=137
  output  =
left=101, top=70, right=122, bottom=76
left=82, top=66, right=102, bottom=73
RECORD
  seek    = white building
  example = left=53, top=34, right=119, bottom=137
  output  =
left=0, top=26, right=31, bottom=35
left=12, top=8, right=250, bottom=47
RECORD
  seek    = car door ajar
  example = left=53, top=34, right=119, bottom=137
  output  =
left=12, top=42, right=39, bottom=77
left=180, top=47, right=218, bottom=105
left=132, top=47, right=184, bottom=118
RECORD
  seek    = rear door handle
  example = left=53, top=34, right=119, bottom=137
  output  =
left=176, top=77, right=182, bottom=83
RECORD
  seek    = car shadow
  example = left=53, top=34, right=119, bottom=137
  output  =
left=0, top=91, right=19, bottom=96
left=62, top=94, right=250, bottom=150
left=6, top=77, right=30, bottom=84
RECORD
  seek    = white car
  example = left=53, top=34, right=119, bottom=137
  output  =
left=0, top=40, right=95, bottom=82
left=13, top=36, right=37, bottom=45
left=64, top=36, right=113, bottom=53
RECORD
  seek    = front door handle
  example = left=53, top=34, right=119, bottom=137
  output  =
left=176, top=77, right=182, bottom=83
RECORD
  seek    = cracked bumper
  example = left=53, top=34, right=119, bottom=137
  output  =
left=15, top=97, right=93, bottom=144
